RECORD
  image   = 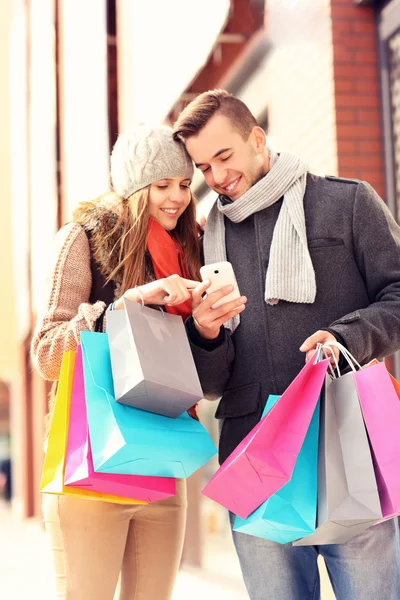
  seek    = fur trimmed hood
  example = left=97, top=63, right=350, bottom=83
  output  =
left=71, top=193, right=156, bottom=299
left=72, top=193, right=124, bottom=286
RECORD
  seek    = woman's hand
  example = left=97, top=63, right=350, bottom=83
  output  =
left=114, top=274, right=200, bottom=309
left=191, top=281, right=247, bottom=340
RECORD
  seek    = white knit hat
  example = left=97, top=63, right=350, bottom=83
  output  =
left=110, top=124, right=194, bottom=198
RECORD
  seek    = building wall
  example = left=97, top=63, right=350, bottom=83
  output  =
left=260, top=0, right=337, bottom=176
left=116, top=0, right=230, bottom=130
left=0, top=0, right=18, bottom=383
left=27, top=2, right=59, bottom=516
left=58, top=0, right=110, bottom=222
left=331, top=0, right=384, bottom=198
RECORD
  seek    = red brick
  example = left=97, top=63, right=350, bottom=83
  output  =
left=335, top=94, right=379, bottom=108
left=362, top=165, right=386, bottom=173
left=332, top=20, right=353, bottom=35
left=355, top=79, right=379, bottom=94
left=334, top=48, right=355, bottom=64
left=359, top=140, right=383, bottom=154
left=332, top=35, right=376, bottom=50
left=335, top=79, right=356, bottom=93
left=331, top=6, right=372, bottom=20
left=338, top=167, right=361, bottom=179
left=340, top=155, right=383, bottom=169
left=336, top=109, right=357, bottom=123
left=334, top=64, right=378, bottom=78
left=357, top=109, right=381, bottom=125
left=337, top=140, right=358, bottom=154
left=337, top=124, right=381, bottom=139
left=353, top=21, right=376, bottom=35
left=355, top=51, right=378, bottom=64
left=338, top=168, right=384, bottom=184
left=361, top=174, right=385, bottom=187
left=365, top=172, right=384, bottom=182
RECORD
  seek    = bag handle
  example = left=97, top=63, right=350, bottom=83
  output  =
left=315, top=343, right=341, bottom=378
left=124, top=293, right=165, bottom=318
left=322, top=340, right=362, bottom=373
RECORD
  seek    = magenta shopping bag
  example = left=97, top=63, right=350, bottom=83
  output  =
left=64, top=346, right=176, bottom=502
left=202, top=352, right=329, bottom=518
left=355, top=361, right=400, bottom=520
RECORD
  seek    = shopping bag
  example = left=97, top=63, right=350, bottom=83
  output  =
left=107, top=298, right=203, bottom=417
left=233, top=394, right=320, bottom=543
left=81, top=331, right=217, bottom=478
left=362, top=360, right=400, bottom=524
left=294, top=349, right=382, bottom=546
left=367, top=359, right=400, bottom=398
left=64, top=346, right=176, bottom=502
left=323, top=343, right=400, bottom=521
left=355, top=360, right=400, bottom=519
left=40, top=351, right=146, bottom=505
left=202, top=352, right=329, bottom=519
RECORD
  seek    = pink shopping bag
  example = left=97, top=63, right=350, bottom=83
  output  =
left=202, top=351, right=329, bottom=518
left=355, top=361, right=400, bottom=520
left=64, top=346, right=176, bottom=502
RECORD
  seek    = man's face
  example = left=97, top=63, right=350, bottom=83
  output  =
left=185, top=114, right=267, bottom=201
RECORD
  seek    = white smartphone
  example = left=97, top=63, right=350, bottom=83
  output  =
left=200, top=261, right=241, bottom=309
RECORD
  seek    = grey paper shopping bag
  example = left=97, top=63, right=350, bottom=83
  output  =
left=294, top=374, right=381, bottom=546
left=107, top=298, right=203, bottom=418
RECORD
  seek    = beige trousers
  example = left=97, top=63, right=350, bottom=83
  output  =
left=42, top=479, right=187, bottom=600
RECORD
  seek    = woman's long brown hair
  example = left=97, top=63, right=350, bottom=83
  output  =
left=105, top=186, right=201, bottom=295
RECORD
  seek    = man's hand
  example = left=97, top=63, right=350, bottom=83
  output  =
left=192, top=281, right=247, bottom=340
left=300, top=330, right=339, bottom=366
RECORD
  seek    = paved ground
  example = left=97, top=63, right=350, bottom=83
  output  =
left=0, top=500, right=335, bottom=599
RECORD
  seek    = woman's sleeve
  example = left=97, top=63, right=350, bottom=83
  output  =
left=30, top=223, right=107, bottom=380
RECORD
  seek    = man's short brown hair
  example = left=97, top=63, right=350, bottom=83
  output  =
left=173, top=89, right=258, bottom=142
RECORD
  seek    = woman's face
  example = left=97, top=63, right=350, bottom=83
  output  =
left=148, top=177, right=192, bottom=231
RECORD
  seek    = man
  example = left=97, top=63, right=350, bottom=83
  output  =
left=173, top=89, right=400, bottom=599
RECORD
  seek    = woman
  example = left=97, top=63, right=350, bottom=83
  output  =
left=31, top=124, right=201, bottom=600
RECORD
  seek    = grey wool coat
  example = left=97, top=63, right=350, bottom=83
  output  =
left=186, top=174, right=400, bottom=464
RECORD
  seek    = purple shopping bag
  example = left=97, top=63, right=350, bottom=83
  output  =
left=355, top=361, right=400, bottom=519
left=64, top=346, right=176, bottom=502
left=202, top=351, right=329, bottom=519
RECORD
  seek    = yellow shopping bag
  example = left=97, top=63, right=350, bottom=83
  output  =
left=40, top=350, right=146, bottom=505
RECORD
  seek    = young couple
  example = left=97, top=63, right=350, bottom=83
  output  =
left=32, top=90, right=400, bottom=599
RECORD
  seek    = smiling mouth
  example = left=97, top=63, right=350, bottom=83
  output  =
left=222, top=177, right=241, bottom=194
left=161, top=208, right=179, bottom=216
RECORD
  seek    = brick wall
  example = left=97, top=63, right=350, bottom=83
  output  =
left=331, top=0, right=384, bottom=197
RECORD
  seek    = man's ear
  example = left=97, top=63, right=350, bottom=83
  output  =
left=252, top=126, right=267, bottom=153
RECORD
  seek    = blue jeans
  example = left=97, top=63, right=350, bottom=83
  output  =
left=229, top=514, right=400, bottom=599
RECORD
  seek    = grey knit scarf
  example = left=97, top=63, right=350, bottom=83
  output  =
left=203, top=148, right=316, bottom=332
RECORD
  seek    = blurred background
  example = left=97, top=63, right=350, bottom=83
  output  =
left=0, top=0, right=399, bottom=593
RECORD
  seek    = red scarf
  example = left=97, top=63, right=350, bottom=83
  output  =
left=146, top=217, right=193, bottom=321
left=146, top=217, right=198, bottom=420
